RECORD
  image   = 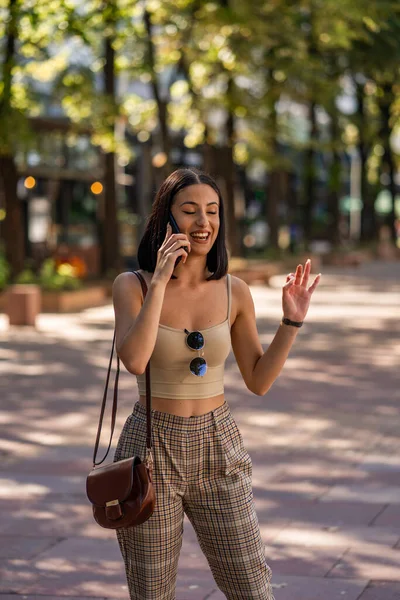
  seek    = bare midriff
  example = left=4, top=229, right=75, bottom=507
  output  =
left=138, top=393, right=225, bottom=417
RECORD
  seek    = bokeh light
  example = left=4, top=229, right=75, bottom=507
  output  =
left=90, top=181, right=103, bottom=195
left=24, top=176, right=36, bottom=189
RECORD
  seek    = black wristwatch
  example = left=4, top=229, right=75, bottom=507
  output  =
left=281, top=317, right=303, bottom=328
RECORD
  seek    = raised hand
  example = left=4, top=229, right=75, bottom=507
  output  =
left=153, top=223, right=191, bottom=286
left=282, top=259, right=321, bottom=323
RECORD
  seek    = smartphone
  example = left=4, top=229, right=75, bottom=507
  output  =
left=169, top=212, right=189, bottom=267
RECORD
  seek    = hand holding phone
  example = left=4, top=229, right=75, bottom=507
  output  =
left=169, top=212, right=189, bottom=267
left=152, top=214, right=191, bottom=285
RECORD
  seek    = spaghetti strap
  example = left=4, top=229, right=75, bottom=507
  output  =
left=227, top=274, right=232, bottom=326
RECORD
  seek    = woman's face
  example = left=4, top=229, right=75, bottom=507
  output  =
left=171, top=184, right=220, bottom=253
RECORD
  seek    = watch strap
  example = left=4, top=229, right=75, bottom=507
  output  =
left=281, top=317, right=303, bottom=328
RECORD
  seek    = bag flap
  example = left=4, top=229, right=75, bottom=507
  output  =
left=86, top=456, right=141, bottom=506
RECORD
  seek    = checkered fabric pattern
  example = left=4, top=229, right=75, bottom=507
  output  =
left=114, top=401, right=274, bottom=600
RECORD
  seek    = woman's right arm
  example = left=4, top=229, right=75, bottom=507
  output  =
left=112, top=273, right=167, bottom=375
left=112, top=222, right=191, bottom=375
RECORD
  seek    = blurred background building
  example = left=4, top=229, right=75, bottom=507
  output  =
left=1, top=0, right=400, bottom=282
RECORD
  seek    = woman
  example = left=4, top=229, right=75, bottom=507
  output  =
left=112, top=167, right=321, bottom=600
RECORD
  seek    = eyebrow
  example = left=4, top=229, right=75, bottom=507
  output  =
left=179, top=201, right=219, bottom=207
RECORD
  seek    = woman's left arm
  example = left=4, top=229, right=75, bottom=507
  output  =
left=231, top=259, right=321, bottom=396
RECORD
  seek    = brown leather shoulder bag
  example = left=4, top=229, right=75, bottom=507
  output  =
left=86, top=271, right=155, bottom=529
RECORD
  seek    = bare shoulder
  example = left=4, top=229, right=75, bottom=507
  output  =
left=112, top=270, right=145, bottom=304
left=230, top=274, right=250, bottom=296
left=229, top=274, right=254, bottom=323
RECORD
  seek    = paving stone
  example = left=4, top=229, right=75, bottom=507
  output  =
left=0, top=560, right=40, bottom=593
left=328, top=546, right=400, bottom=580
left=265, top=544, right=346, bottom=577
left=21, top=559, right=128, bottom=598
left=176, top=576, right=217, bottom=600
left=254, top=498, right=386, bottom=527
left=0, top=474, right=84, bottom=499
left=253, top=481, right=330, bottom=501
left=358, top=581, right=400, bottom=600
left=206, top=592, right=226, bottom=599
left=275, top=465, right=400, bottom=489
left=0, top=501, right=115, bottom=540
left=177, top=586, right=216, bottom=600
left=268, top=574, right=367, bottom=600
left=0, top=535, right=59, bottom=560
left=273, top=465, right=368, bottom=488
left=271, top=524, right=400, bottom=549
left=0, top=458, right=90, bottom=476
left=371, top=505, right=400, bottom=528
left=321, top=484, right=400, bottom=504
left=0, top=597, right=100, bottom=600
left=357, top=471, right=400, bottom=487
left=34, top=537, right=122, bottom=563
left=359, top=454, right=400, bottom=472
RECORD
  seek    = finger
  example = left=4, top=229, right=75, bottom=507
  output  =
left=308, top=273, right=321, bottom=294
left=301, top=259, right=311, bottom=287
left=165, top=234, right=192, bottom=252
left=283, top=276, right=295, bottom=289
left=174, top=248, right=189, bottom=264
left=166, top=239, right=191, bottom=253
left=294, top=264, right=302, bottom=285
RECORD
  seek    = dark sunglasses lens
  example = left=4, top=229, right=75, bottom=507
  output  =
left=186, top=331, right=204, bottom=351
left=190, top=357, right=207, bottom=377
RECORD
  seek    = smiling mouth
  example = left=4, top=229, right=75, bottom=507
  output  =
left=190, top=233, right=210, bottom=241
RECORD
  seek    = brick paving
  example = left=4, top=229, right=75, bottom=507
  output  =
left=0, top=259, right=399, bottom=600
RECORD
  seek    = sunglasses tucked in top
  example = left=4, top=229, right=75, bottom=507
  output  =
left=136, top=274, right=232, bottom=399
left=185, top=329, right=207, bottom=377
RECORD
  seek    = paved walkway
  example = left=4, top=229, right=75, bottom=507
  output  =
left=0, top=259, right=399, bottom=600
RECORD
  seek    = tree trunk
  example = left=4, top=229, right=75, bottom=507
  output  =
left=303, top=101, right=318, bottom=249
left=202, top=125, right=214, bottom=174
left=223, top=109, right=240, bottom=256
left=143, top=7, right=171, bottom=178
left=326, top=111, right=341, bottom=247
left=203, top=109, right=241, bottom=256
left=302, top=9, right=319, bottom=252
left=356, top=82, right=376, bottom=242
left=101, top=30, right=120, bottom=275
left=379, top=85, right=396, bottom=243
left=137, top=141, right=153, bottom=242
left=266, top=171, right=280, bottom=249
left=266, top=95, right=280, bottom=250
left=0, top=0, right=25, bottom=277
left=0, top=155, right=25, bottom=276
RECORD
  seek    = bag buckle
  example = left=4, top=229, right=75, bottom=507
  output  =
left=145, top=448, right=153, bottom=471
left=106, top=499, right=119, bottom=507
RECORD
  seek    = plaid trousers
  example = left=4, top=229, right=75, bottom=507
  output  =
left=114, top=401, right=274, bottom=600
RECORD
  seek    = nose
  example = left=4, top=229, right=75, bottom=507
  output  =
left=196, top=211, right=209, bottom=227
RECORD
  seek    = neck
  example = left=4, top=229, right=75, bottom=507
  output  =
left=172, top=257, right=211, bottom=284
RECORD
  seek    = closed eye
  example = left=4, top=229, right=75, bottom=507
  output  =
left=183, top=212, right=217, bottom=215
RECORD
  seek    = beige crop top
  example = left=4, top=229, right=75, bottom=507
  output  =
left=136, top=274, right=232, bottom=399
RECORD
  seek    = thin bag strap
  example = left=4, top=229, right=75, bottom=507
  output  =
left=92, top=270, right=152, bottom=467
left=133, top=271, right=152, bottom=452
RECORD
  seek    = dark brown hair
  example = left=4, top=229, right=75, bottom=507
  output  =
left=137, top=168, right=228, bottom=280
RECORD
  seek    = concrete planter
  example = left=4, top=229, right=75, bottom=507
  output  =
left=41, top=285, right=107, bottom=312
left=4, top=284, right=41, bottom=326
left=1, top=285, right=108, bottom=314
left=322, top=250, right=374, bottom=267
left=280, top=253, right=322, bottom=273
left=229, top=259, right=282, bottom=285
left=228, top=254, right=322, bottom=285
